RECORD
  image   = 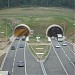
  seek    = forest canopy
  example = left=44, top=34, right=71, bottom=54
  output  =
left=0, top=0, right=74, bottom=9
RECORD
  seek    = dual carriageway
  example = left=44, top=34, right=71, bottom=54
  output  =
left=0, top=24, right=75, bottom=75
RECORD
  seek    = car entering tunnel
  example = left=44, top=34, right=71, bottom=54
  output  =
left=46, top=24, right=63, bottom=37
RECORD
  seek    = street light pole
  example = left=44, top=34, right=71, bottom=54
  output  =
left=6, top=24, right=7, bottom=42
left=8, top=0, right=9, bottom=7
left=73, top=24, right=75, bottom=51
left=64, top=23, right=65, bottom=36
left=61, top=23, right=65, bottom=36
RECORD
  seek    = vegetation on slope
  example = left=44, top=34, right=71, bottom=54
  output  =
left=0, top=7, right=74, bottom=39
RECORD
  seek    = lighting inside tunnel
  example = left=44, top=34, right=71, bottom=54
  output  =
left=14, top=24, right=30, bottom=37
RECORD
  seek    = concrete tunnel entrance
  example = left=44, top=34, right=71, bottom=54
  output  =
left=14, top=24, right=30, bottom=37
left=46, top=24, right=63, bottom=37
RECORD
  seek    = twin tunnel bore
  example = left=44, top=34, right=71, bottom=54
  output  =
left=14, top=24, right=63, bottom=37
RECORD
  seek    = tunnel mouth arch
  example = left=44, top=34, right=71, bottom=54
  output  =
left=46, top=24, right=63, bottom=37
left=14, top=24, right=31, bottom=37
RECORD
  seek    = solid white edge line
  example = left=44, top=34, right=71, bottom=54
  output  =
left=51, top=41, right=68, bottom=75
left=58, top=42, right=75, bottom=67
left=24, top=40, right=27, bottom=75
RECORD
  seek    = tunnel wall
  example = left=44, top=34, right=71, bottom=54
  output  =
left=14, top=24, right=31, bottom=37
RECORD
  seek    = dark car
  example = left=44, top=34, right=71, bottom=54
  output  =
left=18, top=61, right=24, bottom=67
left=22, top=36, right=25, bottom=41
left=15, top=37, right=19, bottom=40
left=11, top=46, right=15, bottom=50
left=19, top=44, right=24, bottom=48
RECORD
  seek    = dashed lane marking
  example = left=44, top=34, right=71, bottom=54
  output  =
left=51, top=40, right=68, bottom=75
left=12, top=38, right=21, bottom=75
left=57, top=42, right=75, bottom=67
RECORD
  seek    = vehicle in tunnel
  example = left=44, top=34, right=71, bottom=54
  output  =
left=22, top=36, right=25, bottom=41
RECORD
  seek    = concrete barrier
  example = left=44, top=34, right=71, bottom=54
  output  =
left=0, top=53, right=6, bottom=67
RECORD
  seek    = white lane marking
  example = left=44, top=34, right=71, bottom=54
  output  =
left=15, top=52, right=16, bottom=58
left=67, top=45, right=75, bottom=55
left=13, top=62, right=15, bottom=67
left=65, top=54, right=67, bottom=57
left=57, top=42, right=75, bottom=67
left=51, top=41, right=68, bottom=75
left=63, top=50, right=65, bottom=54
left=12, top=68, right=14, bottom=73
left=64, top=52, right=75, bottom=67
left=66, top=41, right=75, bottom=55
left=1, top=37, right=16, bottom=70
left=66, top=41, right=73, bottom=46
left=14, top=58, right=15, bottom=62
left=24, top=40, right=27, bottom=75
left=12, top=38, right=21, bottom=75
left=71, top=62, right=75, bottom=66
left=40, top=61, right=47, bottom=75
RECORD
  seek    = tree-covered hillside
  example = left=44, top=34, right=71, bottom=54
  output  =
left=0, top=0, right=74, bottom=9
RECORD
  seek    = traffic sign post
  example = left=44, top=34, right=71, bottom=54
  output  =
left=36, top=37, right=40, bottom=42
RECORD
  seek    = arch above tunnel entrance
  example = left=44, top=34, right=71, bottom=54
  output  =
left=14, top=24, right=30, bottom=37
left=46, top=24, right=63, bottom=37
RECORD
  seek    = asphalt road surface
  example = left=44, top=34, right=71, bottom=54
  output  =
left=26, top=45, right=43, bottom=75
left=2, top=39, right=19, bottom=75
left=2, top=37, right=75, bottom=75
left=44, top=38, right=75, bottom=75
left=2, top=37, right=43, bottom=75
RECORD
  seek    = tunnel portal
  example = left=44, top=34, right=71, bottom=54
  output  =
left=46, top=24, right=63, bottom=37
left=14, top=24, right=30, bottom=37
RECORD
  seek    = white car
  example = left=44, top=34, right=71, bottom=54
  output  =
left=51, top=36, right=55, bottom=39
left=56, top=44, right=60, bottom=48
left=62, top=43, right=67, bottom=46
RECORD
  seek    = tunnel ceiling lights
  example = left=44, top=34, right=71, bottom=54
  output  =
left=14, top=24, right=31, bottom=37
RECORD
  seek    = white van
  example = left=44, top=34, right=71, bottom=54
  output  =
left=57, top=34, right=63, bottom=42
left=0, top=71, right=10, bottom=75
